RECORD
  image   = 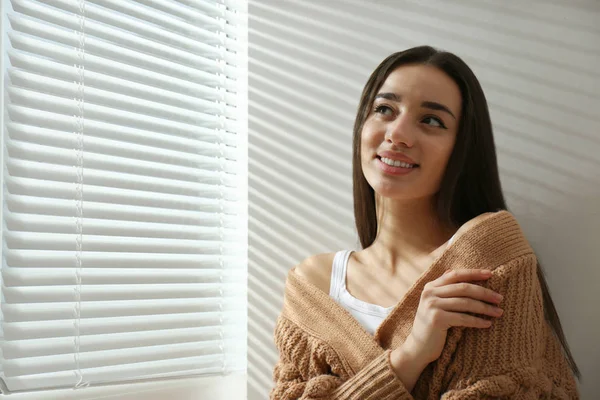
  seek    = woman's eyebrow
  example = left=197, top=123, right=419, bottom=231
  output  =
left=375, top=92, right=456, bottom=120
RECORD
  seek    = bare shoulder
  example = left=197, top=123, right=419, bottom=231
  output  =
left=293, top=252, right=336, bottom=294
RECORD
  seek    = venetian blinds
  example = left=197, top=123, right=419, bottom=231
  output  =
left=0, top=0, right=247, bottom=393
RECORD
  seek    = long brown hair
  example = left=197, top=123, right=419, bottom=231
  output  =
left=351, top=45, right=581, bottom=380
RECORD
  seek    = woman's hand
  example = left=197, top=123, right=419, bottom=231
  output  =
left=390, top=269, right=504, bottom=390
left=408, top=269, right=504, bottom=364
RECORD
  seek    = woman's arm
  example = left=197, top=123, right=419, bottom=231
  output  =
left=389, top=336, right=430, bottom=393
left=270, top=316, right=414, bottom=400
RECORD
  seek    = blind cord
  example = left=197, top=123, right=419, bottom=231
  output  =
left=217, top=0, right=228, bottom=377
left=73, top=0, right=89, bottom=390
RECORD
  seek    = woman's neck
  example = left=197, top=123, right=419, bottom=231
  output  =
left=367, top=195, right=456, bottom=275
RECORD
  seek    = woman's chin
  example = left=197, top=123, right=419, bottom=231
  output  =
left=372, top=185, right=416, bottom=200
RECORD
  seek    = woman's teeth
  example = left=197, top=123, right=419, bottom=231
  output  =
left=380, top=157, right=417, bottom=168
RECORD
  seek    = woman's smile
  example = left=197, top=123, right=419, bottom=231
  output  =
left=376, top=156, right=419, bottom=176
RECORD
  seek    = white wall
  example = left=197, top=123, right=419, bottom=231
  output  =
left=248, top=1, right=600, bottom=399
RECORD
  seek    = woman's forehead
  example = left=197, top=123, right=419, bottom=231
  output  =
left=378, top=65, right=461, bottom=110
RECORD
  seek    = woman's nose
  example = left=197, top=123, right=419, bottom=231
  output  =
left=385, top=113, right=416, bottom=148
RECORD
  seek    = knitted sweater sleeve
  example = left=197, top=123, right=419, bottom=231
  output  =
left=440, top=254, right=579, bottom=399
left=269, top=316, right=413, bottom=400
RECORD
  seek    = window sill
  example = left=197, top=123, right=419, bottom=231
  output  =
left=1, top=373, right=246, bottom=399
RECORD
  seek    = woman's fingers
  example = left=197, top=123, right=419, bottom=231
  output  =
left=420, top=269, right=504, bottom=328
left=408, top=269, right=502, bottom=364
left=438, top=269, right=492, bottom=285
left=434, top=269, right=503, bottom=303
left=430, top=297, right=503, bottom=319
left=433, top=282, right=503, bottom=305
left=443, top=310, right=493, bottom=329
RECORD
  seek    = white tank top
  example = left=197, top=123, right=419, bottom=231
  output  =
left=329, top=250, right=394, bottom=335
left=329, top=234, right=456, bottom=335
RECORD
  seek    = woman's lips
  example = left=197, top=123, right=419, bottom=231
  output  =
left=376, top=156, right=419, bottom=176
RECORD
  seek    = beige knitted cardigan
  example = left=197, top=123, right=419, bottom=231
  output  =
left=270, top=211, right=579, bottom=399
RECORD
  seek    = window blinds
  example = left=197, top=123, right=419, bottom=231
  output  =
left=0, top=0, right=247, bottom=393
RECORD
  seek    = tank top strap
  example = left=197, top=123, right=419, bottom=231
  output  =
left=329, top=250, right=352, bottom=299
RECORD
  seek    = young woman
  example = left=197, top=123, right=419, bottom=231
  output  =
left=270, top=46, right=580, bottom=399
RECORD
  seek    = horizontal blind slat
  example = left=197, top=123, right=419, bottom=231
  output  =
left=2, top=326, right=242, bottom=359
left=1, top=355, right=224, bottom=392
left=3, top=283, right=246, bottom=303
left=2, top=297, right=241, bottom=322
left=5, top=250, right=245, bottom=269
left=6, top=163, right=240, bottom=200
left=2, top=264, right=242, bottom=291
left=4, top=232, right=245, bottom=253
left=6, top=193, right=241, bottom=227
left=6, top=212, right=241, bottom=240
left=3, top=267, right=244, bottom=286
left=4, top=340, right=235, bottom=376
left=3, top=311, right=245, bottom=340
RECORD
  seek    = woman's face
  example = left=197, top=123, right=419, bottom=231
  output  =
left=361, top=64, right=462, bottom=201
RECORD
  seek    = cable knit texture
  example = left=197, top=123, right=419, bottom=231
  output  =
left=270, top=211, right=579, bottom=399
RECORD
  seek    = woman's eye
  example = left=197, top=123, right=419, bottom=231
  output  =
left=373, top=106, right=447, bottom=129
left=373, top=105, right=393, bottom=116
left=423, top=116, right=446, bottom=129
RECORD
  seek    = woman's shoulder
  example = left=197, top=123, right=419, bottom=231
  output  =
left=293, top=252, right=337, bottom=295
left=452, top=211, right=497, bottom=241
